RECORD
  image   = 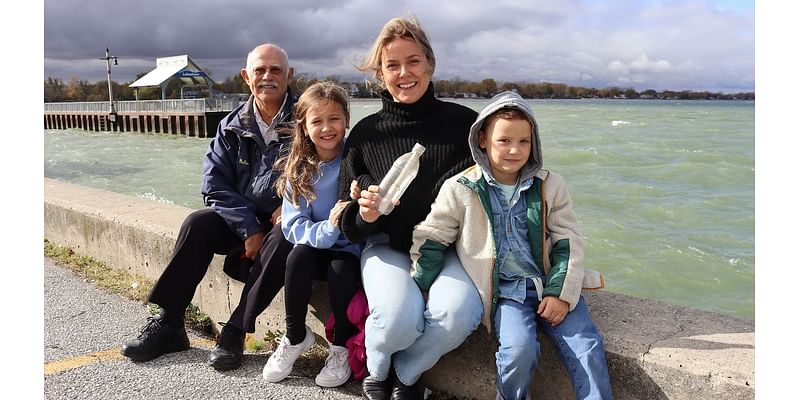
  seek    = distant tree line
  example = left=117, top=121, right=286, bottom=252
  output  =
left=44, top=72, right=755, bottom=103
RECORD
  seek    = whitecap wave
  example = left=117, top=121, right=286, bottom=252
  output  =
left=137, top=192, right=176, bottom=205
left=611, top=120, right=631, bottom=126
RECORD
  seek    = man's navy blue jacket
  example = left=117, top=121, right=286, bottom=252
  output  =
left=200, top=91, right=296, bottom=240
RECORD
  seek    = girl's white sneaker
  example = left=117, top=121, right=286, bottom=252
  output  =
left=262, top=326, right=315, bottom=382
left=314, top=345, right=351, bottom=387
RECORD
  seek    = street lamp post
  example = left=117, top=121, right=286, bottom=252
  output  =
left=99, top=48, right=119, bottom=119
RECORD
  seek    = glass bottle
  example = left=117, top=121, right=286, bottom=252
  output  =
left=377, top=143, right=426, bottom=215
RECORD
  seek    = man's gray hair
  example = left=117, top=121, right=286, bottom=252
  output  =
left=245, top=43, right=290, bottom=71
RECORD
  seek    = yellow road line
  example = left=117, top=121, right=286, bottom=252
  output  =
left=44, top=338, right=217, bottom=376
left=44, top=349, right=123, bottom=376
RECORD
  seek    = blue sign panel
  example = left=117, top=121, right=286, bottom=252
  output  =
left=178, top=70, right=206, bottom=77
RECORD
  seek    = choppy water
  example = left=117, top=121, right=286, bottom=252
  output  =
left=44, top=98, right=754, bottom=319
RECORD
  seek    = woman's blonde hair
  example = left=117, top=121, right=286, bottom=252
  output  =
left=275, top=81, right=350, bottom=207
left=356, top=16, right=436, bottom=87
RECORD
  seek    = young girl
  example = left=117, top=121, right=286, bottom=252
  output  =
left=262, top=81, right=361, bottom=388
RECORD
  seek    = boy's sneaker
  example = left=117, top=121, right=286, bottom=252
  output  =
left=315, top=345, right=351, bottom=387
left=262, top=325, right=315, bottom=382
left=120, top=314, right=190, bottom=362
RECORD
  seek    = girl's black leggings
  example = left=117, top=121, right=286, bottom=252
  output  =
left=284, top=244, right=361, bottom=346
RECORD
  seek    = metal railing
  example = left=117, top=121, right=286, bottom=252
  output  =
left=44, top=102, right=111, bottom=113
left=44, top=98, right=242, bottom=113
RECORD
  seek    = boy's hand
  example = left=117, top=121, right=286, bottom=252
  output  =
left=537, top=296, right=569, bottom=326
left=357, top=185, right=383, bottom=223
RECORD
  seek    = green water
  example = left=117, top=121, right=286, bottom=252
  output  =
left=44, top=99, right=755, bottom=319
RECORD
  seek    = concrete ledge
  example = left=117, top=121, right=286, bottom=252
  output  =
left=44, top=178, right=754, bottom=399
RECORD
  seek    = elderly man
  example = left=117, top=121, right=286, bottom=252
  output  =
left=121, top=44, right=296, bottom=371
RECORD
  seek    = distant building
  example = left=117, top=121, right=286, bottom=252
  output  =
left=129, top=55, right=216, bottom=100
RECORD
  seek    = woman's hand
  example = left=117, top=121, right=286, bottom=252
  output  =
left=349, top=180, right=361, bottom=200
left=328, top=200, right=350, bottom=226
left=358, top=185, right=383, bottom=223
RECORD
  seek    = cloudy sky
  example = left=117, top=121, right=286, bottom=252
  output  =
left=44, top=0, right=754, bottom=93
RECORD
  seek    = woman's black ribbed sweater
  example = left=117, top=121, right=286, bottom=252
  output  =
left=337, top=84, right=478, bottom=252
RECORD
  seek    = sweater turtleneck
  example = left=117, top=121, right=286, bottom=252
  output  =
left=378, top=83, right=440, bottom=121
left=337, top=82, right=479, bottom=252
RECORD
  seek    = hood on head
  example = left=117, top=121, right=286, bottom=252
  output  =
left=468, top=90, right=542, bottom=183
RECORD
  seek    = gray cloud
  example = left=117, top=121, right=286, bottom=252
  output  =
left=44, top=0, right=754, bottom=92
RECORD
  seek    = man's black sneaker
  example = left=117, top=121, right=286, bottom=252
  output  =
left=208, top=323, right=245, bottom=371
left=121, top=314, right=190, bottom=362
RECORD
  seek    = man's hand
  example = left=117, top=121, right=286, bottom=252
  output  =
left=357, top=185, right=383, bottom=223
left=537, top=296, right=569, bottom=326
left=244, top=231, right=265, bottom=260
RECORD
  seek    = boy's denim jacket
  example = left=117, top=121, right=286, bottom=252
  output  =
left=484, top=174, right=547, bottom=305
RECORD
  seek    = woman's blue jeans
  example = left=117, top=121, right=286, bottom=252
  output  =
left=494, top=281, right=612, bottom=400
left=360, top=234, right=483, bottom=385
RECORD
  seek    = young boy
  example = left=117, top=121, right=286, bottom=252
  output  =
left=409, top=91, right=612, bottom=400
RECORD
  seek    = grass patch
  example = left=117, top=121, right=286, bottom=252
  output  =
left=246, top=329, right=283, bottom=353
left=44, top=239, right=152, bottom=302
left=44, top=239, right=213, bottom=336
left=184, top=303, right=213, bottom=334
left=245, top=337, right=270, bottom=352
left=45, top=240, right=350, bottom=369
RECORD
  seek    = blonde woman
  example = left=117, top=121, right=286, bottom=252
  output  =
left=337, top=17, right=482, bottom=400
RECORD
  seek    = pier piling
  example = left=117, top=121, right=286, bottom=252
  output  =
left=44, top=99, right=235, bottom=138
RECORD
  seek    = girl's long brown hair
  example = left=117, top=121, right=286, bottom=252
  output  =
left=275, top=81, right=350, bottom=207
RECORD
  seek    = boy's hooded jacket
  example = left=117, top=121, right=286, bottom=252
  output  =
left=409, top=91, right=604, bottom=331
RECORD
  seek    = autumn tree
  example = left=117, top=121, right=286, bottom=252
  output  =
left=641, top=89, right=658, bottom=98
left=432, top=79, right=454, bottom=96
left=64, top=77, right=91, bottom=101
left=213, top=73, right=249, bottom=94
left=624, top=88, right=639, bottom=99
left=481, top=78, right=498, bottom=97
left=44, top=77, right=66, bottom=102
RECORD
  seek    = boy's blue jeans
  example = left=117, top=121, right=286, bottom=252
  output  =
left=360, top=234, right=482, bottom=385
left=494, top=281, right=612, bottom=400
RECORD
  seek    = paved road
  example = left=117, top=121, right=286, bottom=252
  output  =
left=44, top=257, right=367, bottom=400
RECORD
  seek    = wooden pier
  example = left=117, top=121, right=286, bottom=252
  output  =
left=44, top=99, right=240, bottom=138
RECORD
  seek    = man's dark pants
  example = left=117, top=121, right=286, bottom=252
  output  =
left=148, top=208, right=292, bottom=332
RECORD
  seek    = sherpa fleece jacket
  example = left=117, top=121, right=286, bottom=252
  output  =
left=409, top=91, right=604, bottom=331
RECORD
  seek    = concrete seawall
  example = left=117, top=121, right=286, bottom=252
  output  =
left=44, top=178, right=754, bottom=399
